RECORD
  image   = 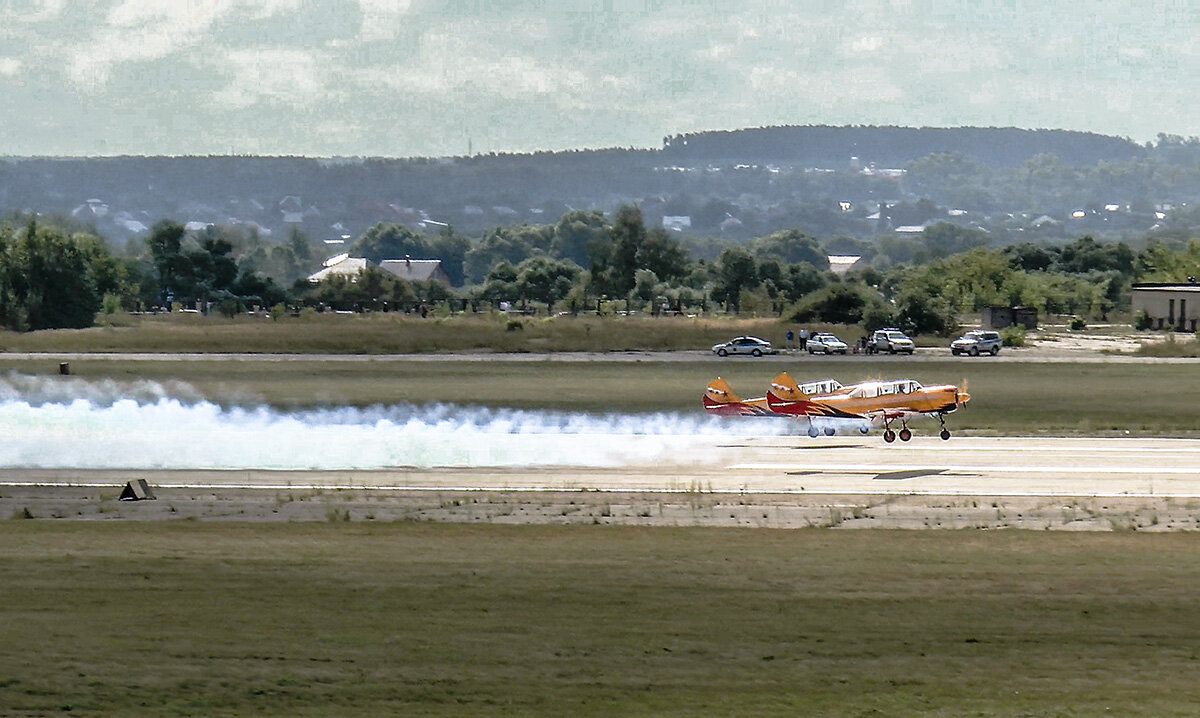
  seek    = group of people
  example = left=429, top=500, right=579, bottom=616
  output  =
left=784, top=328, right=873, bottom=354
left=784, top=328, right=809, bottom=351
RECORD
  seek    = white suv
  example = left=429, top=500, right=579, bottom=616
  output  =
left=951, top=330, right=1002, bottom=356
left=870, top=329, right=915, bottom=355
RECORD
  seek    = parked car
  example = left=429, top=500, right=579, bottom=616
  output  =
left=807, top=332, right=849, bottom=354
left=711, top=335, right=778, bottom=357
left=870, top=328, right=915, bottom=354
left=951, top=330, right=1002, bottom=356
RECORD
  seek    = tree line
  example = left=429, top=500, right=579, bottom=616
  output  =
left=2, top=207, right=1199, bottom=335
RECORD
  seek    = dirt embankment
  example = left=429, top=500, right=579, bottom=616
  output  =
left=4, top=485, right=1194, bottom=532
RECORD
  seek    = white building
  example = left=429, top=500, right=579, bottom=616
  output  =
left=1132, top=283, right=1200, bottom=331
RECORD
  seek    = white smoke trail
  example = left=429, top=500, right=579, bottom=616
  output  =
left=0, top=374, right=794, bottom=470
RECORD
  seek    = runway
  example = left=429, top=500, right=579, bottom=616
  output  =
left=3, top=436, right=1197, bottom=498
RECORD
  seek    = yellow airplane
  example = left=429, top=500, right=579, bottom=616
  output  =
left=703, top=373, right=970, bottom=442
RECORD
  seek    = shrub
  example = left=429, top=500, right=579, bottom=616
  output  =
left=1000, top=325, right=1026, bottom=347
left=1135, top=311, right=1153, bottom=330
left=1069, top=316, right=1087, bottom=330
left=101, top=293, right=123, bottom=315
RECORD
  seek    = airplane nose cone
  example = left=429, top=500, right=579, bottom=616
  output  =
left=957, top=390, right=971, bottom=405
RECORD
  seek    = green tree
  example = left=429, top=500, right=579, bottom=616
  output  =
left=516, top=256, right=581, bottom=306
left=553, top=210, right=608, bottom=267
left=351, top=223, right=429, bottom=265
left=0, top=221, right=101, bottom=331
left=750, top=229, right=830, bottom=270
left=636, top=227, right=690, bottom=283
left=607, top=205, right=646, bottom=296
left=711, top=247, right=758, bottom=311
left=146, top=220, right=186, bottom=304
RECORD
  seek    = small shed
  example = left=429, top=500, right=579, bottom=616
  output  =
left=982, top=306, right=1038, bottom=330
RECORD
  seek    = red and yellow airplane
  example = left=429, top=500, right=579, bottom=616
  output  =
left=703, top=373, right=970, bottom=442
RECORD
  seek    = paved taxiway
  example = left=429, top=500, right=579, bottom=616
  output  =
left=2, top=436, right=1196, bottom=498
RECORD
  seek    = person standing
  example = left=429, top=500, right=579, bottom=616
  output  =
left=785, top=328, right=795, bottom=351
left=798, top=327, right=809, bottom=351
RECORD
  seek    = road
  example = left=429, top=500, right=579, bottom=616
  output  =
left=0, top=348, right=1198, bottom=364
left=3, top=436, right=1197, bottom=498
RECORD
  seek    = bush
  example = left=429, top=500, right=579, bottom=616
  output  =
left=101, top=293, right=123, bottom=315
left=1069, top=316, right=1087, bottom=330
left=1135, top=311, right=1153, bottom=330
left=1000, top=325, right=1026, bottom=347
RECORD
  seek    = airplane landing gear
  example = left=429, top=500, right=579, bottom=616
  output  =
left=940, top=429, right=951, bottom=440
left=808, top=425, right=819, bottom=438
left=883, top=429, right=896, bottom=443
left=823, top=427, right=836, bottom=436
left=899, top=428, right=912, bottom=442
left=937, top=414, right=951, bottom=440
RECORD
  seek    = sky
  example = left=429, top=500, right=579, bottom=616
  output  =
left=0, top=0, right=1195, bottom=157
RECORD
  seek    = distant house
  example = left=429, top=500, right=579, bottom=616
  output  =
left=662, top=215, right=692, bottom=231
left=280, top=195, right=304, bottom=224
left=827, top=255, right=861, bottom=275
left=307, top=255, right=370, bottom=283
left=379, top=257, right=451, bottom=285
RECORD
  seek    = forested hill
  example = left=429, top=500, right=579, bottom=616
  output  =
left=661, top=126, right=1145, bottom=167
left=0, top=125, right=1185, bottom=244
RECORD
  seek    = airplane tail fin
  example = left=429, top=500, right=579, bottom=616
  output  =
left=703, top=377, right=744, bottom=414
left=768, top=372, right=810, bottom=402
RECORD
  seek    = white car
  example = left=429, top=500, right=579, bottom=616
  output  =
left=711, top=336, right=778, bottom=357
left=807, top=333, right=848, bottom=354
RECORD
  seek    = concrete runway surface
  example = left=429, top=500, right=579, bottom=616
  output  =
left=2, top=436, right=1196, bottom=499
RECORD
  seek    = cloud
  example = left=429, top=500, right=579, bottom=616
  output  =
left=211, top=47, right=326, bottom=108
left=64, top=0, right=306, bottom=90
left=356, top=0, right=413, bottom=42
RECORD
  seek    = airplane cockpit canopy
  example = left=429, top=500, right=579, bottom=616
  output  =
left=799, top=378, right=844, bottom=395
left=848, top=379, right=923, bottom=398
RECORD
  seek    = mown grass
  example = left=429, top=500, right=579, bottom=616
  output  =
left=3, top=523, right=1200, bottom=716
left=0, top=312, right=820, bottom=354
left=3, top=356, right=1199, bottom=434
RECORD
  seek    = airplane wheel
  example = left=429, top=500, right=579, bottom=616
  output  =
left=883, top=430, right=896, bottom=443
left=808, top=426, right=819, bottom=438
left=899, top=428, right=912, bottom=442
left=940, top=429, right=951, bottom=441
left=823, top=427, right=836, bottom=436
left=859, top=425, right=870, bottom=435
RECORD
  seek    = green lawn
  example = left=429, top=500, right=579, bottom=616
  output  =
left=3, top=356, right=1198, bottom=434
left=3, top=523, right=1200, bottom=716
left=0, top=312, right=801, bottom=354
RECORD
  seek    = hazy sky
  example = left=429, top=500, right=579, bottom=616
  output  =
left=0, top=0, right=1195, bottom=157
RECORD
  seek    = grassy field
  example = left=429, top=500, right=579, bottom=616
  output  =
left=3, top=523, right=1200, bottom=716
left=0, top=312, right=816, bottom=354
left=3, top=355, right=1199, bottom=434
